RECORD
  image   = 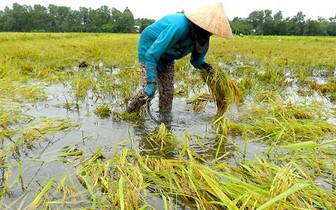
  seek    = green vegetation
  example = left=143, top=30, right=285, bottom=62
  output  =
left=0, top=33, right=335, bottom=209
left=1, top=3, right=335, bottom=36
left=231, top=11, right=336, bottom=36
left=201, top=68, right=240, bottom=118
left=0, top=3, right=155, bottom=33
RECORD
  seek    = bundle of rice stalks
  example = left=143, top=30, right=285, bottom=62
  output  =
left=201, top=68, right=240, bottom=118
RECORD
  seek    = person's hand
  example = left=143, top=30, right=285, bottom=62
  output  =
left=144, top=83, right=156, bottom=99
left=201, top=63, right=213, bottom=74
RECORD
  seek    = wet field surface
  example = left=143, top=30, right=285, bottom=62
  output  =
left=2, top=34, right=335, bottom=209
left=5, top=81, right=271, bottom=206
left=5, top=67, right=334, bottom=206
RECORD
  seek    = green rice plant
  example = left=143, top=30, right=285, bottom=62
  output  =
left=214, top=101, right=336, bottom=144
left=200, top=67, right=240, bottom=118
left=21, top=118, right=79, bottom=148
left=0, top=79, right=47, bottom=103
left=143, top=123, right=179, bottom=155
left=237, top=75, right=258, bottom=101
left=134, top=151, right=238, bottom=209
left=55, top=175, right=81, bottom=206
left=270, top=140, right=336, bottom=189
left=28, top=178, right=54, bottom=209
left=256, top=67, right=286, bottom=88
left=71, top=73, right=96, bottom=101
left=0, top=166, right=12, bottom=199
left=70, top=135, right=336, bottom=210
left=76, top=148, right=151, bottom=209
left=328, top=77, right=336, bottom=102
left=309, top=76, right=336, bottom=102
left=94, top=103, right=111, bottom=118
left=186, top=92, right=212, bottom=112
left=214, top=36, right=335, bottom=71
left=58, top=146, right=84, bottom=160
left=111, top=109, right=145, bottom=122
left=223, top=158, right=334, bottom=209
left=1, top=33, right=336, bottom=209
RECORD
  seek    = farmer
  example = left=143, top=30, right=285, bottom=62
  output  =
left=126, top=2, right=233, bottom=113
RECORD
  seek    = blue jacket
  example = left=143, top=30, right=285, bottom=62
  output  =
left=138, top=13, right=208, bottom=71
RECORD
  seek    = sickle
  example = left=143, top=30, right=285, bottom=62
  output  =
left=146, top=101, right=160, bottom=124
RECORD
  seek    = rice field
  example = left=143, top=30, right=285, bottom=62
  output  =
left=0, top=33, right=335, bottom=209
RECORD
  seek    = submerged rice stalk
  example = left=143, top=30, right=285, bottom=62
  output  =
left=200, top=68, right=240, bottom=118
left=28, top=178, right=54, bottom=209
left=143, top=123, right=178, bottom=155
left=214, top=102, right=336, bottom=144
left=71, top=137, right=336, bottom=210
left=186, top=92, right=213, bottom=112
left=21, top=118, right=78, bottom=148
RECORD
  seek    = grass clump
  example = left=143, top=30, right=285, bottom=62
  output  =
left=94, top=104, right=111, bottom=118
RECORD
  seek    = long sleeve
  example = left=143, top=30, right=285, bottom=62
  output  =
left=190, top=44, right=209, bottom=69
left=144, top=24, right=185, bottom=69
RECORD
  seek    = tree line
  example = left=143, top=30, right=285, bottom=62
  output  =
left=0, top=3, right=154, bottom=33
left=0, top=3, right=335, bottom=36
left=231, top=10, right=336, bottom=36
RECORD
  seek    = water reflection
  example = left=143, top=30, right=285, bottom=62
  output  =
left=132, top=108, right=240, bottom=164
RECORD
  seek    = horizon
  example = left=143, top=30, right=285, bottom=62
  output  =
left=0, top=0, right=335, bottom=20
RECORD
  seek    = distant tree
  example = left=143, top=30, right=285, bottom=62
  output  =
left=70, top=9, right=82, bottom=32
left=111, top=8, right=123, bottom=33
left=136, top=18, right=155, bottom=33
left=327, top=16, right=336, bottom=35
left=96, top=6, right=112, bottom=32
left=3, top=3, right=32, bottom=31
left=108, top=7, right=135, bottom=33
left=0, top=7, right=9, bottom=31
left=306, top=18, right=328, bottom=36
left=30, top=4, right=51, bottom=32
left=0, top=10, right=4, bottom=30
left=273, top=11, right=288, bottom=35
left=289, top=11, right=307, bottom=35
left=84, top=6, right=112, bottom=32
left=261, top=10, right=274, bottom=35
left=247, top=11, right=264, bottom=34
left=48, top=5, right=72, bottom=32
left=230, top=17, right=253, bottom=35
left=317, top=17, right=330, bottom=35
left=0, top=3, right=335, bottom=35
left=121, top=7, right=135, bottom=33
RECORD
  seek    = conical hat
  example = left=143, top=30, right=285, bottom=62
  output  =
left=185, top=2, right=233, bottom=39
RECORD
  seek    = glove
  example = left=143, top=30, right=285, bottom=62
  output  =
left=145, top=63, right=157, bottom=99
left=145, top=83, right=156, bottom=99
left=201, top=63, right=213, bottom=74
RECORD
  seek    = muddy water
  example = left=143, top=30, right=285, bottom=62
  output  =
left=5, top=82, right=261, bottom=207
left=7, top=70, right=335, bottom=207
left=13, top=69, right=336, bottom=207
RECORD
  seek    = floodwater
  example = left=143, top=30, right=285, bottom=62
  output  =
left=6, top=82, right=265, bottom=207
left=5, top=69, right=335, bottom=207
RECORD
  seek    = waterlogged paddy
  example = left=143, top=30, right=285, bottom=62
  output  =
left=1, top=33, right=336, bottom=209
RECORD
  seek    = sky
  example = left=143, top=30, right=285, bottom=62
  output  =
left=0, top=0, right=335, bottom=20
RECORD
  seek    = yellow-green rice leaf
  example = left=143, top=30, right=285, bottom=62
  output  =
left=256, top=183, right=310, bottom=210
left=30, top=178, right=54, bottom=209
left=118, top=175, right=125, bottom=210
left=198, top=170, right=238, bottom=210
left=280, top=141, right=319, bottom=149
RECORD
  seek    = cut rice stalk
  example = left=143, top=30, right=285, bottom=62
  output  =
left=201, top=69, right=240, bottom=118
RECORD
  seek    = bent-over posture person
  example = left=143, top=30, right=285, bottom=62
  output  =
left=126, top=2, right=233, bottom=113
